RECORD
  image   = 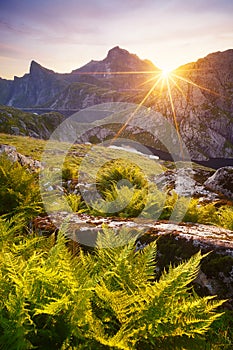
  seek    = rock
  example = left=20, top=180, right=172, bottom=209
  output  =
left=32, top=211, right=233, bottom=252
left=0, top=144, right=42, bottom=171
left=153, top=167, right=220, bottom=200
left=0, top=144, right=16, bottom=154
left=204, top=167, right=233, bottom=200
left=10, top=126, right=20, bottom=135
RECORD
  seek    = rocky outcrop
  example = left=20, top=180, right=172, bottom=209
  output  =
left=0, top=144, right=42, bottom=171
left=204, top=167, right=233, bottom=200
left=33, top=211, right=233, bottom=252
left=153, top=167, right=220, bottom=200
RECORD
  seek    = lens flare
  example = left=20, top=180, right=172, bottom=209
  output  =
left=161, top=68, right=172, bottom=78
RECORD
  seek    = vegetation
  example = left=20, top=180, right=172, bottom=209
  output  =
left=0, top=219, right=229, bottom=349
left=0, top=133, right=233, bottom=348
left=0, top=155, right=42, bottom=219
left=90, top=159, right=149, bottom=217
left=0, top=105, right=65, bottom=139
left=91, top=159, right=233, bottom=229
left=0, top=140, right=232, bottom=229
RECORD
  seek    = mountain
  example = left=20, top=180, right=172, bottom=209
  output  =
left=0, top=47, right=157, bottom=108
left=49, top=46, right=156, bottom=109
left=0, top=78, right=12, bottom=104
left=51, top=48, right=233, bottom=161
left=0, top=47, right=232, bottom=161
left=49, top=82, right=125, bottom=109
left=151, top=49, right=233, bottom=160
left=72, top=46, right=155, bottom=74
left=71, top=46, right=157, bottom=90
left=0, top=61, right=68, bottom=108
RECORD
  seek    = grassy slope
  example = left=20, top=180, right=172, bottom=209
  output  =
left=0, top=133, right=165, bottom=179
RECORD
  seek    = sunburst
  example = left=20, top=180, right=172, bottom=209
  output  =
left=73, top=63, right=223, bottom=158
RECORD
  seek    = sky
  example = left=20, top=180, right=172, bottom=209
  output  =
left=0, top=0, right=232, bottom=79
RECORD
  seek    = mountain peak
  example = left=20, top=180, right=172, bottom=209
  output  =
left=29, top=60, right=55, bottom=75
left=106, top=46, right=131, bottom=59
left=30, top=60, right=43, bottom=74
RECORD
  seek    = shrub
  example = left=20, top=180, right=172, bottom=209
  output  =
left=65, top=193, right=86, bottom=213
left=184, top=199, right=233, bottom=230
left=91, top=159, right=149, bottom=217
left=96, top=159, right=148, bottom=195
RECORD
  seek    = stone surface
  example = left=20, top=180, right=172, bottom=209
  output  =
left=153, top=167, right=225, bottom=201
left=204, top=166, right=233, bottom=200
left=33, top=211, right=233, bottom=253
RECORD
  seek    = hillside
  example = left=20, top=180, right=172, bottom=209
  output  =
left=0, top=105, right=65, bottom=139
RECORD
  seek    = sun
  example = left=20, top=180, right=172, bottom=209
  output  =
left=160, top=67, right=172, bottom=78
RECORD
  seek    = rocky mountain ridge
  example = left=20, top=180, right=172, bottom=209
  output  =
left=0, top=47, right=232, bottom=161
left=0, top=47, right=157, bottom=108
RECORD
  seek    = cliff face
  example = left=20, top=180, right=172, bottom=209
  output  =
left=168, top=50, right=233, bottom=160
left=49, top=83, right=125, bottom=109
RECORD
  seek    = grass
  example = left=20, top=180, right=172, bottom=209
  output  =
left=0, top=132, right=165, bottom=179
left=0, top=133, right=46, bottom=159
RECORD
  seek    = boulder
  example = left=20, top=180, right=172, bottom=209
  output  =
left=204, top=166, right=233, bottom=200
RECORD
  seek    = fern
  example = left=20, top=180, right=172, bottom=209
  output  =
left=216, top=206, right=233, bottom=230
left=0, top=155, right=42, bottom=219
left=0, top=217, right=227, bottom=349
left=96, top=159, right=148, bottom=194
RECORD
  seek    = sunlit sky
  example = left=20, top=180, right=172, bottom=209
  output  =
left=0, top=0, right=232, bottom=79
